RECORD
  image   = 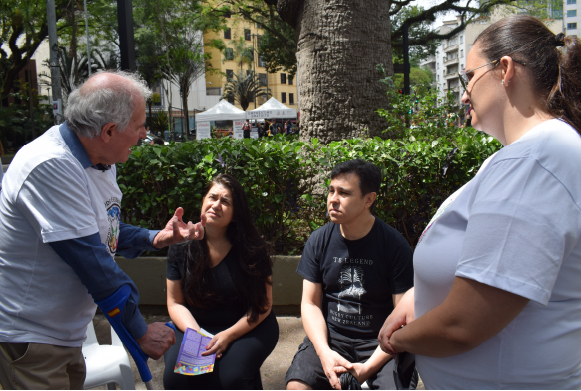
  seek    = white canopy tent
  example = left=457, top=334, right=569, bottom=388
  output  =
left=246, top=97, right=297, bottom=120
left=195, top=100, right=246, bottom=139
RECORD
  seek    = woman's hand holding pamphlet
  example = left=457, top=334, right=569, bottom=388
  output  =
left=174, top=328, right=216, bottom=376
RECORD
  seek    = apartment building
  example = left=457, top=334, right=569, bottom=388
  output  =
left=565, top=0, right=580, bottom=36
left=421, top=8, right=563, bottom=119
left=203, top=16, right=298, bottom=112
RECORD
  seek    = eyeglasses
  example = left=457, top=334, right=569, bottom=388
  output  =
left=459, top=57, right=527, bottom=93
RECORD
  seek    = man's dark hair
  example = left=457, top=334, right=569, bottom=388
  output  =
left=330, top=159, right=381, bottom=205
left=151, top=137, right=164, bottom=145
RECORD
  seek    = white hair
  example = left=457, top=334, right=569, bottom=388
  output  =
left=64, top=70, right=152, bottom=138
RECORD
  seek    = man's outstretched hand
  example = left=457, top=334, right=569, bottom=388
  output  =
left=136, top=322, right=176, bottom=360
left=153, top=207, right=206, bottom=249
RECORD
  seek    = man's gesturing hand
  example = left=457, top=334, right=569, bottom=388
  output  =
left=153, top=207, right=206, bottom=248
left=320, top=348, right=353, bottom=390
left=136, top=322, right=176, bottom=360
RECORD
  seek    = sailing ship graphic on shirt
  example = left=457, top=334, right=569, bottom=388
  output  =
left=337, top=266, right=366, bottom=314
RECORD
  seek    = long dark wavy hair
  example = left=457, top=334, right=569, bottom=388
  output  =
left=181, top=174, right=272, bottom=323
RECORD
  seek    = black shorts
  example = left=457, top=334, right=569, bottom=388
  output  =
left=285, top=330, right=396, bottom=390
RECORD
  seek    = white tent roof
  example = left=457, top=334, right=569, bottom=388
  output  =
left=195, top=99, right=246, bottom=122
left=246, top=97, right=297, bottom=119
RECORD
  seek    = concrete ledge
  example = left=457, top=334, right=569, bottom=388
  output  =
left=117, top=255, right=303, bottom=307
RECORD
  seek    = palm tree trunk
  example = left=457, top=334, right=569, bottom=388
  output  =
left=182, top=85, right=189, bottom=142
left=278, top=0, right=392, bottom=143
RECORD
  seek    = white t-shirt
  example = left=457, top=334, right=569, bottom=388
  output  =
left=414, top=119, right=581, bottom=389
left=0, top=125, right=122, bottom=346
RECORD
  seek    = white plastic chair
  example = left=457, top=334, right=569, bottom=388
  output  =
left=82, top=321, right=136, bottom=390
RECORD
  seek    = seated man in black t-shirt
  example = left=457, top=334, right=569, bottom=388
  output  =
left=286, top=159, right=414, bottom=390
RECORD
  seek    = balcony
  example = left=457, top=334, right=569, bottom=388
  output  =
left=444, top=44, right=459, bottom=52
left=447, top=86, right=460, bottom=92
left=445, top=72, right=459, bottom=79
left=444, top=56, right=458, bottom=65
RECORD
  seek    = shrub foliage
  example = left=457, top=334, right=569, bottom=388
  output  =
left=118, top=128, right=501, bottom=254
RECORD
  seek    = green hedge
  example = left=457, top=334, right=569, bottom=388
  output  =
left=118, top=128, right=501, bottom=254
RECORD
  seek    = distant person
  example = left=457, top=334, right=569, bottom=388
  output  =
left=257, top=123, right=264, bottom=138
left=243, top=119, right=251, bottom=139
left=286, top=159, right=414, bottom=390
left=164, top=129, right=170, bottom=141
left=151, top=137, right=165, bottom=145
left=163, top=174, right=279, bottom=389
left=286, top=121, right=292, bottom=135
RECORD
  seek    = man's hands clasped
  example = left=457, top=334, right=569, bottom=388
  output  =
left=319, top=348, right=354, bottom=390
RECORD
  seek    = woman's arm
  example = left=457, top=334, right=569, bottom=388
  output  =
left=167, top=278, right=201, bottom=333
left=202, top=277, right=274, bottom=358
left=387, top=277, right=529, bottom=357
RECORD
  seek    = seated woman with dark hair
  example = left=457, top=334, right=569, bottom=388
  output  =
left=163, top=174, right=279, bottom=390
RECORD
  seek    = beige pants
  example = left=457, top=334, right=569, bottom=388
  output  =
left=0, top=342, right=85, bottom=390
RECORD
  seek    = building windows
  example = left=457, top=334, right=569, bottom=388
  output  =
left=224, top=28, right=231, bottom=39
left=226, top=69, right=233, bottom=81
left=281, top=92, right=287, bottom=103
left=437, top=75, right=440, bottom=81
left=259, top=73, right=267, bottom=86
left=288, top=75, right=293, bottom=85
left=246, top=70, right=252, bottom=77
left=567, top=9, right=577, bottom=17
left=460, top=49, right=463, bottom=58
left=460, top=36, right=463, bottom=44
left=567, top=0, right=576, bottom=5
left=281, top=73, right=287, bottom=84
left=289, top=93, right=294, bottom=105
left=568, top=22, right=578, bottom=29
left=244, top=29, right=251, bottom=41
left=224, top=48, right=234, bottom=61
left=258, top=55, right=266, bottom=68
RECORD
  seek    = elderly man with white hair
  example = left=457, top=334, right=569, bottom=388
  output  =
left=0, top=71, right=205, bottom=389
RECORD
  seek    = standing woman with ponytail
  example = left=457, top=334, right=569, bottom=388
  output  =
left=379, top=15, right=581, bottom=389
left=163, top=174, right=279, bottom=389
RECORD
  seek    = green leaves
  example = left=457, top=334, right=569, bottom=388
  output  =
left=117, top=130, right=501, bottom=253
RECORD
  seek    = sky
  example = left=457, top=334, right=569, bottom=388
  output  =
left=414, top=0, right=468, bottom=28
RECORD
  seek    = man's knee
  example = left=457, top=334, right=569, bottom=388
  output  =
left=287, top=379, right=312, bottom=390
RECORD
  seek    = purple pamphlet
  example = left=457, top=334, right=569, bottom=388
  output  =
left=174, top=328, right=216, bottom=376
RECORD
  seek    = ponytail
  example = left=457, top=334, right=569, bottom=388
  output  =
left=547, top=35, right=581, bottom=134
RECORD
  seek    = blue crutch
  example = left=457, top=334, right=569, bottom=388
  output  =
left=95, top=284, right=175, bottom=390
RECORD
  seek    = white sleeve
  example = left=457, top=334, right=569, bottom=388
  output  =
left=456, top=157, right=581, bottom=305
left=16, top=158, right=99, bottom=243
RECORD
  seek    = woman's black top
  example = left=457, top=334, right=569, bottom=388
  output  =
left=166, top=243, right=269, bottom=332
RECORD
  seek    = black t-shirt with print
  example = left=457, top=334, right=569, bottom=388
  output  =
left=297, top=217, right=414, bottom=339
left=167, top=244, right=248, bottom=333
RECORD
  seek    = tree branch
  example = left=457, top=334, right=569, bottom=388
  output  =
left=391, top=0, right=509, bottom=43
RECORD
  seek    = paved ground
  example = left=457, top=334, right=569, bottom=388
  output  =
left=92, top=314, right=306, bottom=390
left=92, top=314, right=424, bottom=390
